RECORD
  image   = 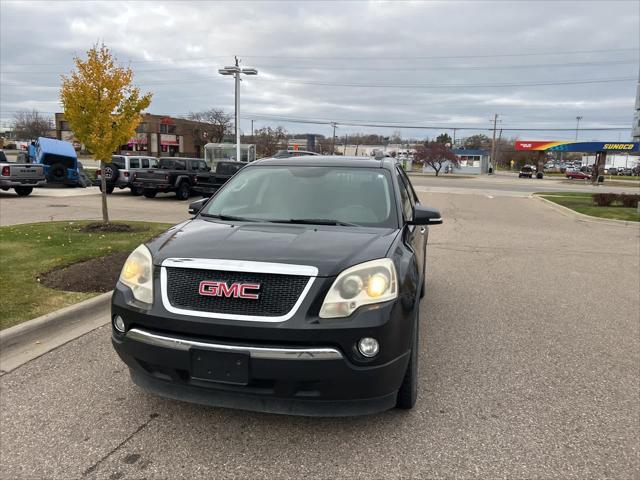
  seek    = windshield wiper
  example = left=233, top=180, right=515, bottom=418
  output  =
left=269, top=218, right=360, bottom=227
left=200, top=213, right=258, bottom=222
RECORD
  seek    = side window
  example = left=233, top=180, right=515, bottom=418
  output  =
left=199, top=161, right=208, bottom=171
left=148, top=158, right=158, bottom=168
left=141, top=158, right=149, bottom=168
left=129, top=158, right=140, bottom=169
left=111, top=156, right=126, bottom=168
left=396, top=169, right=413, bottom=221
left=398, top=167, right=418, bottom=204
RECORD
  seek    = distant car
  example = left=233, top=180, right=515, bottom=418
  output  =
left=519, top=165, right=534, bottom=178
left=607, top=167, right=620, bottom=175
left=97, top=155, right=159, bottom=195
left=566, top=170, right=591, bottom=180
left=272, top=150, right=319, bottom=158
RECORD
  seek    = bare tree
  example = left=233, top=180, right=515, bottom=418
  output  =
left=186, top=108, right=232, bottom=143
left=254, top=126, right=288, bottom=157
left=12, top=109, right=53, bottom=140
left=414, top=141, right=460, bottom=176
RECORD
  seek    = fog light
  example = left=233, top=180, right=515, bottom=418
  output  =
left=358, top=337, right=379, bottom=358
left=113, top=315, right=126, bottom=333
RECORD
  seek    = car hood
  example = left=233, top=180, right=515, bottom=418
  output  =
left=147, top=218, right=399, bottom=277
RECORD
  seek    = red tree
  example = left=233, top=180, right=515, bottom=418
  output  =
left=414, top=141, right=460, bottom=176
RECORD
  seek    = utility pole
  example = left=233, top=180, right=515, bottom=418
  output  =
left=575, top=116, right=583, bottom=141
left=489, top=113, right=499, bottom=174
left=331, top=122, right=337, bottom=154
left=452, top=128, right=458, bottom=146
left=251, top=119, right=254, bottom=138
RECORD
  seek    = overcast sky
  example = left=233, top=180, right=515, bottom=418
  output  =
left=1, top=0, right=638, bottom=142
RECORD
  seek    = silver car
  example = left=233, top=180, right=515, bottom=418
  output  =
left=98, top=155, right=158, bottom=195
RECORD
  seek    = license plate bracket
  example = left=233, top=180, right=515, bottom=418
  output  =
left=190, top=349, right=249, bottom=385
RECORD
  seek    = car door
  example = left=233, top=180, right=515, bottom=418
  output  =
left=396, top=167, right=425, bottom=290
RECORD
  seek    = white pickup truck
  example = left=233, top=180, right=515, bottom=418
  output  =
left=0, top=150, right=46, bottom=196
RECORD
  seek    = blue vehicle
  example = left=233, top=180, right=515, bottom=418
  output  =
left=28, top=137, right=79, bottom=185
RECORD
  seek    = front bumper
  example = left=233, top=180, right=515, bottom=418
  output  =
left=112, top=327, right=406, bottom=416
left=111, top=275, right=417, bottom=415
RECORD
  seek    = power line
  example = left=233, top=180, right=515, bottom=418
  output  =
left=240, top=47, right=639, bottom=60
left=1, top=47, right=637, bottom=67
left=240, top=114, right=631, bottom=131
left=253, top=77, right=635, bottom=89
left=2, top=76, right=634, bottom=89
left=2, top=59, right=636, bottom=75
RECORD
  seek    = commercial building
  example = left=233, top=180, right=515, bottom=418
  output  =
left=55, top=113, right=213, bottom=158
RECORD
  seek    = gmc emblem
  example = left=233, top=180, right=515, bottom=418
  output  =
left=198, top=281, right=260, bottom=300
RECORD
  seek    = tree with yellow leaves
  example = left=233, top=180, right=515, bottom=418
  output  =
left=60, top=44, right=152, bottom=224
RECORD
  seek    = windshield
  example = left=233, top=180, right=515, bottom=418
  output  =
left=202, top=166, right=397, bottom=228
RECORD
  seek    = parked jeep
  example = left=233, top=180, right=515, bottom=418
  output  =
left=97, top=155, right=158, bottom=195
left=0, top=149, right=46, bottom=196
left=132, top=157, right=209, bottom=200
left=192, top=161, right=245, bottom=197
left=27, top=137, right=80, bottom=186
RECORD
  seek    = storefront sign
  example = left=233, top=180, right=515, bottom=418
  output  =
left=160, top=134, right=179, bottom=145
left=515, top=141, right=639, bottom=152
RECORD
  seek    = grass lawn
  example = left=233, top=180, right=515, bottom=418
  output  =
left=0, top=221, right=171, bottom=330
left=537, top=192, right=640, bottom=222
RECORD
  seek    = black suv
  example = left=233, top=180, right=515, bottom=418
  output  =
left=111, top=156, right=442, bottom=415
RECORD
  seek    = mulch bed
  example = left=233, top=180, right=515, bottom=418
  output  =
left=39, top=252, right=130, bottom=293
left=79, top=223, right=146, bottom=233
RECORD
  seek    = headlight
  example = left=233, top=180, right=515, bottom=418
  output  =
left=119, top=244, right=153, bottom=305
left=319, top=258, right=397, bottom=319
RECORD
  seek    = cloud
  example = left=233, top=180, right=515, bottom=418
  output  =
left=1, top=0, right=638, bottom=140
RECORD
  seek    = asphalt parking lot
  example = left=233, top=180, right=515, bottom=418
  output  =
left=1, top=188, right=638, bottom=479
left=1, top=173, right=638, bottom=226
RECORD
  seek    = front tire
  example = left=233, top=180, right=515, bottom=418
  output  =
left=14, top=186, right=33, bottom=196
left=143, top=189, right=157, bottom=198
left=396, top=314, right=419, bottom=410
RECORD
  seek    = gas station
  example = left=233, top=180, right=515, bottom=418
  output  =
left=515, top=141, right=640, bottom=180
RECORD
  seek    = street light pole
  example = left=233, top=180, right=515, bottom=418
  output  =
left=234, top=62, right=240, bottom=162
left=219, top=59, right=258, bottom=162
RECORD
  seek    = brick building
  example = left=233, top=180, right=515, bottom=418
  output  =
left=55, top=113, right=212, bottom=158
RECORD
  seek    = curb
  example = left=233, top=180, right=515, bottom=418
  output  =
left=534, top=195, right=640, bottom=227
left=0, top=291, right=112, bottom=374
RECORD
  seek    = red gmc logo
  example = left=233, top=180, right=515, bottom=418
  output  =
left=198, top=281, right=261, bottom=300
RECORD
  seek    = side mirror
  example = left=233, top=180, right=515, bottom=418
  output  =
left=188, top=198, right=207, bottom=215
left=409, top=205, right=443, bottom=225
